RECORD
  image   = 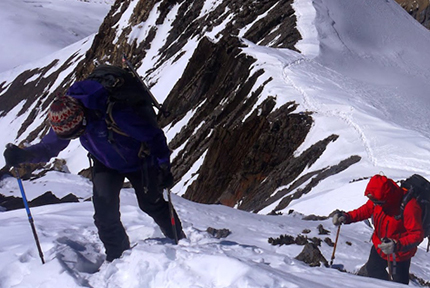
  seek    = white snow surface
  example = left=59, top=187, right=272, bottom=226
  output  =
left=0, top=0, right=112, bottom=73
left=1, top=0, right=430, bottom=287
left=1, top=172, right=428, bottom=288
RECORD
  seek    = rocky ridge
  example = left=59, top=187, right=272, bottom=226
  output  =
left=0, top=0, right=427, bottom=214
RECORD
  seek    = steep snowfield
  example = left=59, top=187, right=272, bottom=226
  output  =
left=1, top=172, right=427, bottom=287
left=241, top=0, right=430, bottom=215
left=0, top=0, right=112, bottom=72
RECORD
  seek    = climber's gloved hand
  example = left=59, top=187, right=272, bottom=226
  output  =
left=378, top=238, right=397, bottom=255
left=158, top=163, right=174, bottom=189
left=332, top=210, right=349, bottom=226
left=3, top=143, right=33, bottom=167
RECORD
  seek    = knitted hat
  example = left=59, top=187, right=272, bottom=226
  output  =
left=48, top=95, right=86, bottom=139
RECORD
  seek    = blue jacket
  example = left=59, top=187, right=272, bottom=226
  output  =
left=26, top=80, right=170, bottom=173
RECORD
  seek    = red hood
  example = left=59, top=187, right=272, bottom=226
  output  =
left=364, top=175, right=403, bottom=215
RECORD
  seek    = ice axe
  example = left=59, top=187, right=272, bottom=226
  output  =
left=387, top=258, right=393, bottom=280
left=386, top=244, right=397, bottom=281
left=330, top=224, right=342, bottom=269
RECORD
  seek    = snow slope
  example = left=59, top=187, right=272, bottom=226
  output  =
left=244, top=0, right=430, bottom=215
left=0, top=0, right=112, bottom=73
left=1, top=0, right=430, bottom=287
left=1, top=172, right=427, bottom=288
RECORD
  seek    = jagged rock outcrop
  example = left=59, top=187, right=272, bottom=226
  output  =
left=206, top=227, right=231, bottom=239
left=295, top=243, right=329, bottom=267
left=395, top=0, right=430, bottom=29
left=0, top=0, right=367, bottom=213
left=0, top=191, right=79, bottom=211
left=268, top=230, right=330, bottom=267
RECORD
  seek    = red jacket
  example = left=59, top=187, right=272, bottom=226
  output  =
left=346, top=175, right=424, bottom=262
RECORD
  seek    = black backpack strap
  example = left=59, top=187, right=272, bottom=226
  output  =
left=105, top=100, right=150, bottom=160
left=105, top=101, right=130, bottom=138
left=395, top=188, right=415, bottom=220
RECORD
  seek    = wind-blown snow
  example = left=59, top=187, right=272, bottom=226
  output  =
left=1, top=0, right=430, bottom=287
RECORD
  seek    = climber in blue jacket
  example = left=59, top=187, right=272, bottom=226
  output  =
left=4, top=76, right=185, bottom=261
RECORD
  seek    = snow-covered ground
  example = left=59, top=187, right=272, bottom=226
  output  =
left=1, top=171, right=428, bottom=288
left=0, top=0, right=112, bottom=73
left=1, top=0, right=430, bottom=287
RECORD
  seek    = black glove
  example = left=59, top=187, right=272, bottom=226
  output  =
left=332, top=210, right=349, bottom=226
left=158, top=163, right=174, bottom=189
left=3, top=143, right=34, bottom=167
left=378, top=238, right=397, bottom=255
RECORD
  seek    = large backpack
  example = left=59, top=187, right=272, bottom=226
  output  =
left=86, top=64, right=158, bottom=158
left=86, top=64, right=153, bottom=107
left=398, top=174, right=430, bottom=251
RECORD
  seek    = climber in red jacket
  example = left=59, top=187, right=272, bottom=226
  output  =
left=333, top=174, right=424, bottom=284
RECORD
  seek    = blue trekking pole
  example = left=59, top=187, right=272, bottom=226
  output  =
left=14, top=167, right=45, bottom=264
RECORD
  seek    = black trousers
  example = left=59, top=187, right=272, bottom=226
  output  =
left=91, top=158, right=184, bottom=261
left=365, top=246, right=411, bottom=284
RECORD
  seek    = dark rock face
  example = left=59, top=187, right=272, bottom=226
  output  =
left=161, top=36, right=266, bottom=195
left=182, top=97, right=314, bottom=209
left=206, top=227, right=231, bottom=239
left=295, top=243, right=329, bottom=267
left=71, top=0, right=328, bottom=212
left=80, top=0, right=301, bottom=80
left=0, top=191, right=79, bottom=211
left=395, top=0, right=430, bottom=29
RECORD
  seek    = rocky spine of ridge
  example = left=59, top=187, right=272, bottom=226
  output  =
left=17, top=0, right=430, bottom=213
